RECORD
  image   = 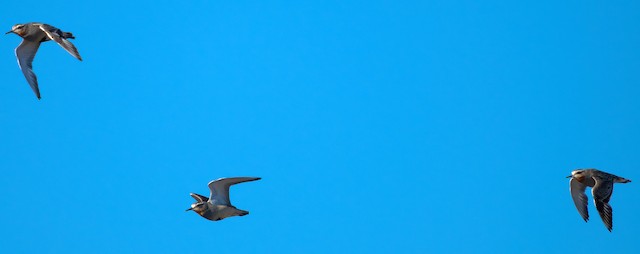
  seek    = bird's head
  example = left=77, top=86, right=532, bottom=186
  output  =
left=5, top=24, right=26, bottom=36
left=186, top=202, right=207, bottom=213
left=567, top=169, right=588, bottom=182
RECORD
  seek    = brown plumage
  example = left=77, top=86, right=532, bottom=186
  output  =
left=567, top=169, right=631, bottom=232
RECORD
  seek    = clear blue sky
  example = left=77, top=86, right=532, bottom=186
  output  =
left=1, top=0, right=639, bottom=253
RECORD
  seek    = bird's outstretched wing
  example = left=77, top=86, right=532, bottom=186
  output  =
left=208, top=177, right=261, bottom=206
left=15, top=40, right=41, bottom=99
left=38, top=24, right=82, bottom=61
left=570, top=177, right=589, bottom=222
left=592, top=177, right=614, bottom=231
left=190, top=193, right=209, bottom=203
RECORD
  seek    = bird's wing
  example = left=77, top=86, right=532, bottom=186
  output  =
left=15, top=40, right=41, bottom=99
left=208, top=177, right=261, bottom=206
left=570, top=177, right=589, bottom=222
left=592, top=177, right=614, bottom=231
left=37, top=24, right=82, bottom=61
left=190, top=193, right=209, bottom=203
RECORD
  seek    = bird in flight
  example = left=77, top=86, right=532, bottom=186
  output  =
left=187, top=177, right=261, bottom=221
left=6, top=23, right=82, bottom=99
left=567, top=169, right=631, bottom=231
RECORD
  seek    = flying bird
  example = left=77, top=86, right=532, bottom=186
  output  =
left=6, top=23, right=82, bottom=99
left=187, top=177, right=261, bottom=221
left=567, top=169, right=631, bottom=231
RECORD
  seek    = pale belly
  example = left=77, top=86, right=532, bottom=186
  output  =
left=213, top=205, right=239, bottom=220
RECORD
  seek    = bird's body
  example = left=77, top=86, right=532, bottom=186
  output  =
left=6, top=22, right=82, bottom=99
left=187, top=177, right=260, bottom=221
left=568, top=169, right=631, bottom=231
left=197, top=204, right=249, bottom=221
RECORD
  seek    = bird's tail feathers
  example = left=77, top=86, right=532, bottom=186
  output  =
left=615, top=177, right=631, bottom=183
left=62, top=32, right=75, bottom=39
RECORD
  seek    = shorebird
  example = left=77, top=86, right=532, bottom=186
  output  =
left=187, top=177, right=261, bottom=221
left=6, top=23, right=82, bottom=99
left=567, top=169, right=631, bottom=231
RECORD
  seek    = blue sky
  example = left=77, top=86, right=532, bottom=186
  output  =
left=1, top=0, right=640, bottom=253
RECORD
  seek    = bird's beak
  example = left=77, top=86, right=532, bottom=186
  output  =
left=5, top=30, right=14, bottom=35
left=186, top=207, right=193, bottom=211
left=566, top=175, right=572, bottom=178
